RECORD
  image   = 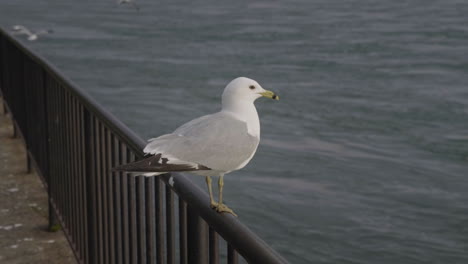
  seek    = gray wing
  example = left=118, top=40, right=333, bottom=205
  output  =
left=143, top=112, right=259, bottom=172
left=35, top=29, right=53, bottom=35
left=11, top=25, right=32, bottom=36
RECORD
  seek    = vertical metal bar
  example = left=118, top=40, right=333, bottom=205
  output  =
left=59, top=83, right=65, bottom=223
left=56, top=85, right=63, bottom=223
left=52, top=80, right=61, bottom=218
left=155, top=178, right=164, bottom=264
left=49, top=78, right=54, bottom=191
left=75, top=97, right=82, bottom=256
left=166, top=185, right=175, bottom=264
left=121, top=145, right=130, bottom=264
left=37, top=87, right=43, bottom=160
left=70, top=96, right=78, bottom=255
left=71, top=95, right=80, bottom=256
left=137, top=176, right=147, bottom=264
left=146, top=177, right=156, bottom=264
left=101, top=125, right=109, bottom=264
left=179, top=200, right=188, bottom=264
left=77, top=102, right=84, bottom=261
left=128, top=156, right=138, bottom=264
left=46, top=75, right=58, bottom=231
left=113, top=137, right=123, bottom=264
left=72, top=95, right=78, bottom=252
left=85, top=111, right=97, bottom=264
left=76, top=99, right=84, bottom=260
left=79, top=104, right=88, bottom=262
left=20, top=51, right=28, bottom=163
left=95, top=119, right=104, bottom=264
left=54, top=81, right=62, bottom=222
left=209, top=228, right=219, bottom=264
left=40, top=65, right=48, bottom=181
left=24, top=60, right=31, bottom=166
left=56, top=81, right=63, bottom=225
left=54, top=80, right=61, bottom=218
left=187, top=206, right=208, bottom=264
left=107, top=131, right=116, bottom=264
left=227, top=245, right=238, bottom=264
left=66, top=92, right=73, bottom=244
left=62, top=90, right=69, bottom=232
left=67, top=91, right=75, bottom=242
left=61, top=87, right=74, bottom=235
left=23, top=58, right=31, bottom=174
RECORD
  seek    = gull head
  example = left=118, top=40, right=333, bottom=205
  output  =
left=12, top=25, right=23, bottom=31
left=222, top=77, right=279, bottom=107
left=11, top=25, right=29, bottom=35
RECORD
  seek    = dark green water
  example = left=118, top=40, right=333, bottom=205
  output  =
left=2, top=0, right=468, bottom=263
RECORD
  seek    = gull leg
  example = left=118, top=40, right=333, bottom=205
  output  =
left=218, top=175, right=224, bottom=204
left=205, top=176, right=218, bottom=208
left=215, top=175, right=237, bottom=216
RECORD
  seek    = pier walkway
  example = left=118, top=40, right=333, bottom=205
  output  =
left=0, top=101, right=74, bottom=263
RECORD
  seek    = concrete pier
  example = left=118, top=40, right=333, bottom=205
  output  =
left=0, top=100, right=75, bottom=263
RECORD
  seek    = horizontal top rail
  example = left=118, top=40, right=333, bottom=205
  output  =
left=0, top=27, right=289, bottom=264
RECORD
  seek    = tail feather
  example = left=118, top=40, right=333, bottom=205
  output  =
left=112, top=153, right=211, bottom=173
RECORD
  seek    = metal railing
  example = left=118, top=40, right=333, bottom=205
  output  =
left=0, top=28, right=289, bottom=264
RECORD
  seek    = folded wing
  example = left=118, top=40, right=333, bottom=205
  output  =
left=114, top=112, right=259, bottom=174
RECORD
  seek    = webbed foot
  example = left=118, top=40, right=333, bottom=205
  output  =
left=211, top=202, right=237, bottom=217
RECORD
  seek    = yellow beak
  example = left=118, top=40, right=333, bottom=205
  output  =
left=259, top=90, right=279, bottom=100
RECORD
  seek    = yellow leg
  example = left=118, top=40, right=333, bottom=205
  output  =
left=219, top=175, right=224, bottom=204
left=214, top=175, right=237, bottom=217
left=205, top=176, right=218, bottom=208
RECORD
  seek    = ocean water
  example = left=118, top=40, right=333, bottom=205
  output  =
left=2, top=0, right=468, bottom=263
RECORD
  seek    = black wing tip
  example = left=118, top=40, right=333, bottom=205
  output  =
left=111, top=154, right=212, bottom=173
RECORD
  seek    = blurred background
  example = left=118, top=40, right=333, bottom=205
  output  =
left=1, top=0, right=468, bottom=263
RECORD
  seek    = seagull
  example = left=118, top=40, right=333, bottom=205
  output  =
left=117, top=0, right=140, bottom=11
left=11, top=25, right=53, bottom=41
left=113, top=77, right=279, bottom=216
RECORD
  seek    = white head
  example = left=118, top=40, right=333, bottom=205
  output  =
left=12, top=25, right=23, bottom=31
left=11, top=25, right=30, bottom=35
left=222, top=77, right=278, bottom=109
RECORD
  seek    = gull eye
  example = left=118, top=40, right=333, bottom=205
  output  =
left=249, top=85, right=256, bottom=90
